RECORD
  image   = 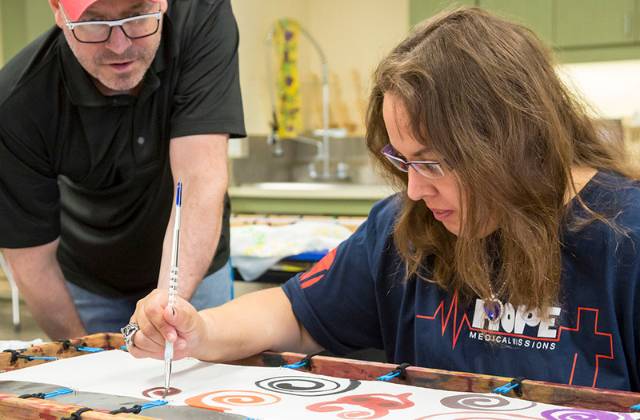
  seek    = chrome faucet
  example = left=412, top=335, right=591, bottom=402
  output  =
left=265, top=20, right=346, bottom=181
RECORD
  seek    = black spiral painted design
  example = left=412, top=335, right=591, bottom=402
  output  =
left=255, top=375, right=360, bottom=396
left=440, top=393, right=536, bottom=411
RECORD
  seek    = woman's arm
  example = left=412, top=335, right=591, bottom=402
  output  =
left=129, top=287, right=322, bottom=362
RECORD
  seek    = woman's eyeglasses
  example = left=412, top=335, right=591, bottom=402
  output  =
left=381, top=144, right=446, bottom=179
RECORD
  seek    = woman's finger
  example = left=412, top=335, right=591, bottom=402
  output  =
left=131, top=329, right=162, bottom=354
left=134, top=313, right=163, bottom=349
left=128, top=345, right=161, bottom=360
left=137, top=293, right=172, bottom=345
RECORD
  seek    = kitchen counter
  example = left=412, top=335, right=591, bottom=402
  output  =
left=229, top=182, right=396, bottom=216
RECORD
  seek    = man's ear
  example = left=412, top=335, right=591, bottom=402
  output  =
left=48, top=0, right=65, bottom=29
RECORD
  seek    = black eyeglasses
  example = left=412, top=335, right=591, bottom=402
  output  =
left=61, top=6, right=162, bottom=44
left=381, top=144, right=446, bottom=179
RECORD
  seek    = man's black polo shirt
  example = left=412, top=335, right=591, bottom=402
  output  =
left=0, top=0, right=246, bottom=297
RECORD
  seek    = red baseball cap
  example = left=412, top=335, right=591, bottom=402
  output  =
left=59, top=0, right=162, bottom=21
left=59, top=0, right=100, bottom=21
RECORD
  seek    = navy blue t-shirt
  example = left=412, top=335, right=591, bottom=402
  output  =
left=283, top=171, right=640, bottom=392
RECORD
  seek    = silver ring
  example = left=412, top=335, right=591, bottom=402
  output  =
left=120, top=321, right=140, bottom=350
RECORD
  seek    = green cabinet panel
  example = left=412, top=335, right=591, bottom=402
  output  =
left=409, top=0, right=640, bottom=63
left=24, top=1, right=55, bottom=41
left=555, top=43, right=640, bottom=62
left=410, top=0, right=553, bottom=46
left=478, top=0, right=553, bottom=46
left=0, top=0, right=53, bottom=65
left=0, top=0, right=27, bottom=63
left=638, top=0, right=640, bottom=41
left=553, top=0, right=636, bottom=48
left=410, top=0, right=476, bottom=27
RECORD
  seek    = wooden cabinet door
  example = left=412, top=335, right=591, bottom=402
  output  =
left=554, top=0, right=636, bottom=48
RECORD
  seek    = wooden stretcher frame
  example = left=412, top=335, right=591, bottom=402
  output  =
left=0, top=333, right=152, bottom=419
left=0, top=333, right=639, bottom=419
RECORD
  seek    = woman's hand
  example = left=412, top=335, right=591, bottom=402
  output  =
left=126, top=287, right=320, bottom=363
left=127, top=288, right=208, bottom=360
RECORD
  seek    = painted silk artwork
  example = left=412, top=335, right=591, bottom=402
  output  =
left=0, top=351, right=638, bottom=419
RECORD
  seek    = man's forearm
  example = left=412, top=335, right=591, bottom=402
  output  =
left=2, top=241, right=86, bottom=339
left=158, top=134, right=230, bottom=299
left=157, top=178, right=226, bottom=298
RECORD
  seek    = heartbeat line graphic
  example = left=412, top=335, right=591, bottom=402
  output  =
left=416, top=295, right=614, bottom=387
left=416, top=293, right=474, bottom=348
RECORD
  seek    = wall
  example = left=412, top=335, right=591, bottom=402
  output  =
left=231, top=0, right=409, bottom=136
left=0, top=0, right=54, bottom=66
left=0, top=0, right=26, bottom=63
left=231, top=0, right=640, bottom=137
left=305, top=0, right=409, bottom=136
left=230, top=0, right=640, bottom=184
left=0, top=3, right=3, bottom=65
left=231, top=0, right=308, bottom=137
left=1, top=2, right=636, bottom=145
left=25, top=0, right=55, bottom=41
left=558, top=60, right=640, bottom=119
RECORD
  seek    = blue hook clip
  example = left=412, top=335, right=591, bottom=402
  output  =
left=493, top=377, right=525, bottom=397
left=75, top=346, right=104, bottom=353
left=140, top=400, right=169, bottom=410
left=45, top=388, right=74, bottom=399
left=376, top=362, right=411, bottom=382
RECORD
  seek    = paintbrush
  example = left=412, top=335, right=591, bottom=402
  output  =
left=163, top=180, right=182, bottom=398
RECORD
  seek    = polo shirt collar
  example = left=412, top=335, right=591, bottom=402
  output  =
left=59, top=13, right=177, bottom=107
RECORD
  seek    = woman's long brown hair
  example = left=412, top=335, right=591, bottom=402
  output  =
left=366, top=7, right=638, bottom=311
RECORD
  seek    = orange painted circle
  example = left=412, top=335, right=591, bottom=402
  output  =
left=186, top=389, right=281, bottom=412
